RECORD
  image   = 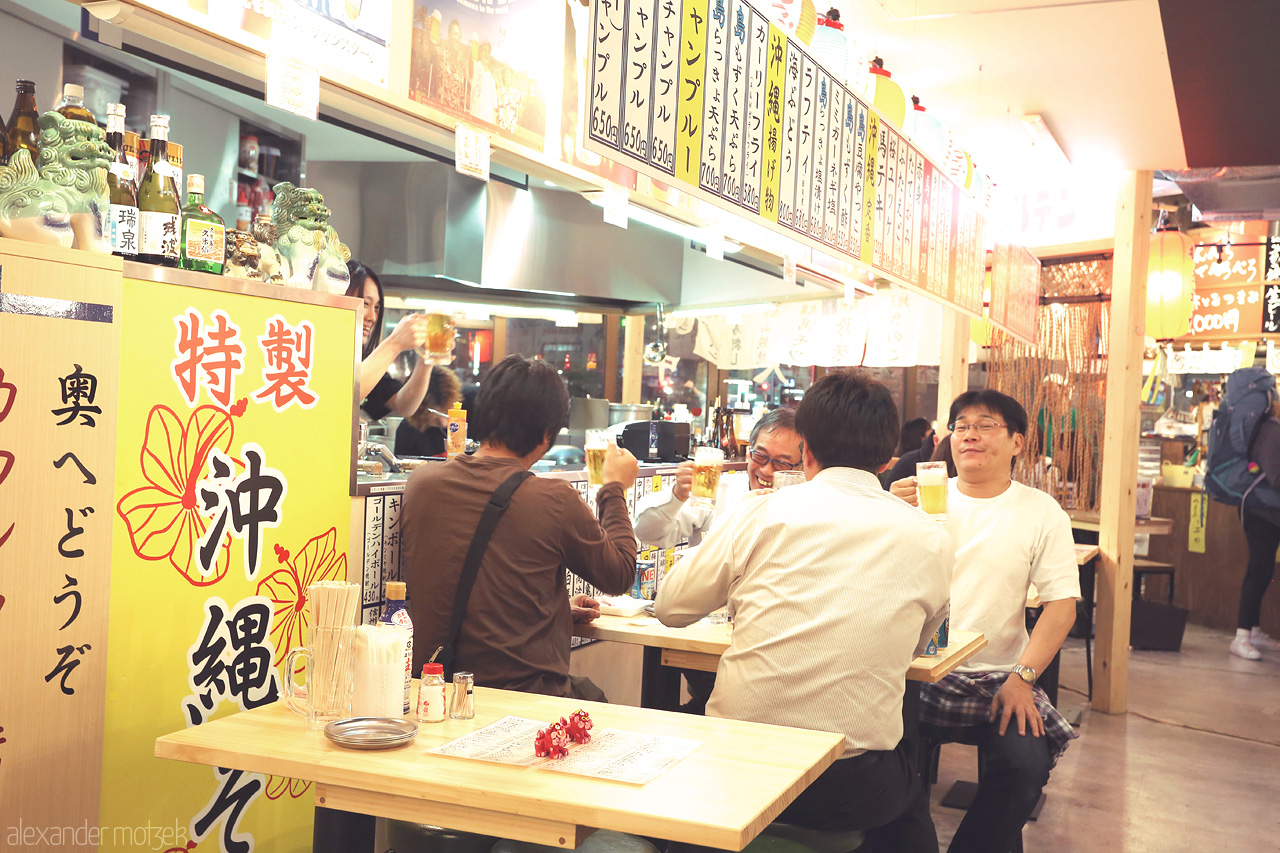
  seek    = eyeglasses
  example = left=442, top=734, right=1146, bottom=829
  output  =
left=948, top=421, right=1007, bottom=436
left=748, top=447, right=802, bottom=471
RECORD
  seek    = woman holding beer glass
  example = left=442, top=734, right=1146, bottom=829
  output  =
left=347, top=260, right=442, bottom=421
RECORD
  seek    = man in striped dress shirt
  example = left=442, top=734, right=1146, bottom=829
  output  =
left=657, top=369, right=952, bottom=853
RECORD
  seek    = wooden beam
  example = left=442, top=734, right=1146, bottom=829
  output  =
left=492, top=317, right=508, bottom=364
left=622, top=315, right=645, bottom=404
left=936, top=310, right=971, bottom=425
left=904, top=367, right=920, bottom=421
left=1094, top=170, right=1153, bottom=714
left=604, top=314, right=620, bottom=402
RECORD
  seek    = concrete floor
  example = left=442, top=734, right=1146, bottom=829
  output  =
left=929, top=624, right=1280, bottom=851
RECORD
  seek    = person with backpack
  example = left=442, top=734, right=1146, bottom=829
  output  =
left=1207, top=368, right=1280, bottom=660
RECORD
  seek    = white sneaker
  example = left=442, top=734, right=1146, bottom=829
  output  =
left=1230, top=637, right=1262, bottom=661
left=1249, top=629, right=1280, bottom=651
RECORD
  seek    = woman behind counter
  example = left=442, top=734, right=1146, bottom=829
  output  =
left=347, top=260, right=432, bottom=421
left=396, top=365, right=463, bottom=457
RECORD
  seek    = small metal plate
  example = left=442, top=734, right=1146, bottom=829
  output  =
left=324, top=717, right=418, bottom=749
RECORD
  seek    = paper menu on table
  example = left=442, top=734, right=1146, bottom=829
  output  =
left=430, top=716, right=701, bottom=784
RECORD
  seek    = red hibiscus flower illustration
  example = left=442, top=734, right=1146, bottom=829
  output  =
left=116, top=404, right=240, bottom=586
left=264, top=775, right=312, bottom=800
left=256, top=527, right=348, bottom=669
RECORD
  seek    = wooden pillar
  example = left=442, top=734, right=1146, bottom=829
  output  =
left=622, top=315, right=645, bottom=404
left=604, top=314, right=620, bottom=402
left=492, top=317, right=508, bottom=363
left=904, top=367, right=920, bottom=421
left=936, top=310, right=971, bottom=425
left=1094, top=170, right=1153, bottom=714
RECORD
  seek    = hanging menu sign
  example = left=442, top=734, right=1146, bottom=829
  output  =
left=990, top=243, right=1042, bottom=345
left=587, top=0, right=987, bottom=319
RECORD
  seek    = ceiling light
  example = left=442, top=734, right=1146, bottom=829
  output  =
left=1020, top=114, right=1070, bottom=166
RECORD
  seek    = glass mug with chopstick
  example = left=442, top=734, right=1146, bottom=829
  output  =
left=916, top=460, right=949, bottom=523
left=691, top=446, right=724, bottom=510
left=771, top=470, right=806, bottom=489
left=284, top=625, right=356, bottom=729
left=416, top=313, right=458, bottom=361
left=585, top=429, right=613, bottom=488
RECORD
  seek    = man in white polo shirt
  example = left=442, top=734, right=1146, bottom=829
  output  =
left=657, top=370, right=952, bottom=852
left=893, top=388, right=1080, bottom=853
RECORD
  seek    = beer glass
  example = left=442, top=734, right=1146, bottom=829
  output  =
left=284, top=625, right=355, bottom=729
left=691, top=447, right=724, bottom=510
left=422, top=313, right=457, bottom=361
left=916, top=461, right=949, bottom=523
left=585, top=430, right=612, bottom=487
left=772, top=470, right=805, bottom=489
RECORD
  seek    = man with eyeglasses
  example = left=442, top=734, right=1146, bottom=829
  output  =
left=633, top=407, right=803, bottom=548
left=891, top=389, right=1080, bottom=853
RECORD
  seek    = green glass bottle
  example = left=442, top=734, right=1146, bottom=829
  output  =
left=55, top=83, right=97, bottom=125
left=179, top=173, right=226, bottom=274
left=136, top=114, right=181, bottom=267
left=6, top=80, right=39, bottom=165
left=105, top=103, right=138, bottom=259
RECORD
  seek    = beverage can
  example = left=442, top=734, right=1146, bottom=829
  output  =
left=937, top=617, right=949, bottom=649
left=924, top=633, right=939, bottom=656
left=632, top=555, right=658, bottom=600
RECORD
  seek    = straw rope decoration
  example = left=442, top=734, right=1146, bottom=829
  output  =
left=987, top=258, right=1111, bottom=513
left=305, top=581, right=359, bottom=716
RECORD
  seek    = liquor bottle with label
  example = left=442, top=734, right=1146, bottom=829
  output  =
left=179, top=174, right=226, bottom=274
left=136, top=114, right=181, bottom=267
left=55, top=83, right=97, bottom=125
left=6, top=80, right=39, bottom=164
left=0, top=111, right=8, bottom=166
left=104, top=103, right=138, bottom=259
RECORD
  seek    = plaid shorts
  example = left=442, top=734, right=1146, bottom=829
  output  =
left=919, top=670, right=1079, bottom=765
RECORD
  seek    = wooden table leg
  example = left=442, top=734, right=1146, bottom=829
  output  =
left=313, top=805, right=375, bottom=853
left=640, top=645, right=682, bottom=711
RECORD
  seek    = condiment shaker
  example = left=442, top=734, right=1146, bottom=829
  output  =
left=417, top=663, right=446, bottom=723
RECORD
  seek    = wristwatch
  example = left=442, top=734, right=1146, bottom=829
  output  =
left=1011, top=664, right=1038, bottom=684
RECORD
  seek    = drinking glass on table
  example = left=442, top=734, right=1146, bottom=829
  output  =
left=772, top=470, right=806, bottom=489
left=585, top=429, right=613, bottom=488
left=691, top=446, right=724, bottom=510
left=916, top=460, right=949, bottom=523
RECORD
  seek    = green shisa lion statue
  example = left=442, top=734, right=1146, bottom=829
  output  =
left=271, top=181, right=352, bottom=292
left=0, top=111, right=111, bottom=252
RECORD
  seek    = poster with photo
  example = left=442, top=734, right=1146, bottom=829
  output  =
left=409, top=0, right=565, bottom=151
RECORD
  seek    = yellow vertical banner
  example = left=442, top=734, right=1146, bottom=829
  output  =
left=676, top=0, right=710, bottom=185
left=1189, top=492, right=1207, bottom=554
left=860, top=111, right=879, bottom=262
left=759, top=24, right=786, bottom=223
left=100, top=274, right=357, bottom=852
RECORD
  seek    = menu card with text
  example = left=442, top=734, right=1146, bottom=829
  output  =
left=430, top=716, right=701, bottom=784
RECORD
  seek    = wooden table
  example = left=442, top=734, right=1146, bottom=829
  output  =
left=156, top=687, right=844, bottom=853
left=575, top=616, right=986, bottom=710
left=1068, top=509, right=1173, bottom=536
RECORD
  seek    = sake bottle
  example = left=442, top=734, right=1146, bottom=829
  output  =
left=179, top=173, right=226, bottom=274
left=136, top=114, right=181, bottom=267
left=104, top=103, right=138, bottom=259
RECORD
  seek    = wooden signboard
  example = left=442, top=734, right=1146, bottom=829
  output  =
left=0, top=238, right=122, bottom=848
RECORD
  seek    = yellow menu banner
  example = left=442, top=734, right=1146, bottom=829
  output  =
left=100, top=276, right=357, bottom=852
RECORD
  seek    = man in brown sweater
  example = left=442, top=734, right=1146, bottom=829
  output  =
left=402, top=354, right=639, bottom=697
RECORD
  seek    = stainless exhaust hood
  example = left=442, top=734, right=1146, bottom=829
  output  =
left=350, top=161, right=682, bottom=306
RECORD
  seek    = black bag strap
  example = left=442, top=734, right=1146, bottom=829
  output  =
left=431, top=469, right=533, bottom=676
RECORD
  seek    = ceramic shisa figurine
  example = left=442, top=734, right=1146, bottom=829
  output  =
left=224, top=214, right=284, bottom=284
left=271, top=181, right=351, bottom=292
left=0, top=111, right=111, bottom=252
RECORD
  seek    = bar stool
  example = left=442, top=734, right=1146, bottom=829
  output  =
left=384, top=821, right=499, bottom=853
left=491, top=830, right=662, bottom=853
left=920, top=737, right=1028, bottom=853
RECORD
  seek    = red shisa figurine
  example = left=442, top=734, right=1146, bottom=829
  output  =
left=533, top=710, right=593, bottom=758
left=563, top=709, right=593, bottom=744
left=534, top=721, right=569, bottom=759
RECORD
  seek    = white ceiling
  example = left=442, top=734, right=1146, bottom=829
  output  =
left=834, top=0, right=1186, bottom=175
